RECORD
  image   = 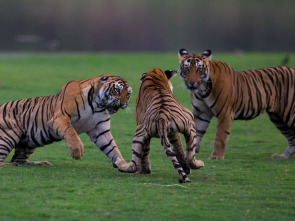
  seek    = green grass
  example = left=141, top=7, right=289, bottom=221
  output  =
left=0, top=52, right=295, bottom=221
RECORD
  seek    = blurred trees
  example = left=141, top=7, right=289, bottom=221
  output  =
left=0, top=0, right=294, bottom=52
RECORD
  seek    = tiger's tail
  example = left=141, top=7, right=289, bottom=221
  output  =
left=157, top=117, right=190, bottom=183
left=157, top=117, right=169, bottom=148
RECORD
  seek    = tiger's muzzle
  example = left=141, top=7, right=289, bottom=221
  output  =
left=186, top=81, right=199, bottom=92
left=106, top=100, right=128, bottom=115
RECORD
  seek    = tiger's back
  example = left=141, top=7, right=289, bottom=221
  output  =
left=232, top=66, right=295, bottom=124
left=137, top=87, right=194, bottom=137
left=204, top=61, right=295, bottom=121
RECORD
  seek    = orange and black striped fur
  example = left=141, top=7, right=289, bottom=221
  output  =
left=118, top=68, right=204, bottom=183
left=178, top=48, right=295, bottom=159
left=0, top=75, right=132, bottom=168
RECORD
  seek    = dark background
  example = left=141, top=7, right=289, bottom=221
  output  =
left=1, top=0, right=294, bottom=52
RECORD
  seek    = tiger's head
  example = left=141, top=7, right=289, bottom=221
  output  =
left=178, top=49, right=212, bottom=97
left=98, top=75, right=132, bottom=115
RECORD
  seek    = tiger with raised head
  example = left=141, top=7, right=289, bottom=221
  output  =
left=0, top=75, right=132, bottom=169
left=178, top=48, right=295, bottom=159
left=118, top=68, right=204, bottom=183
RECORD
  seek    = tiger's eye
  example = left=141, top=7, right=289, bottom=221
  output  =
left=184, top=66, right=190, bottom=72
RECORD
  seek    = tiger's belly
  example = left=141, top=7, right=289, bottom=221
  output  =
left=19, top=130, right=62, bottom=148
left=71, top=109, right=109, bottom=134
left=234, top=109, right=266, bottom=120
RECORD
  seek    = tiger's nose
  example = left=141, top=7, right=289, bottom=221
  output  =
left=186, top=82, right=198, bottom=91
left=187, top=82, right=197, bottom=88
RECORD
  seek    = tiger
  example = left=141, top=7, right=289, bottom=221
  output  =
left=0, top=75, right=132, bottom=169
left=178, top=48, right=295, bottom=159
left=118, top=68, right=204, bottom=183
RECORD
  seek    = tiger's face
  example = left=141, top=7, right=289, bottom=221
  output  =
left=99, top=76, right=132, bottom=115
left=178, top=49, right=212, bottom=97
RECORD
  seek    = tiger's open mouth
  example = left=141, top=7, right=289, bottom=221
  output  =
left=107, top=106, right=120, bottom=114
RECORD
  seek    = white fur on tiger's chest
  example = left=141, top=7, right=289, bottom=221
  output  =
left=71, top=106, right=110, bottom=134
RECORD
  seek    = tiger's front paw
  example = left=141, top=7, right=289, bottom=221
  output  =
left=188, top=159, right=204, bottom=169
left=117, top=161, right=137, bottom=173
left=69, top=142, right=84, bottom=160
left=113, top=158, right=127, bottom=168
left=195, top=160, right=204, bottom=168
left=271, top=153, right=290, bottom=159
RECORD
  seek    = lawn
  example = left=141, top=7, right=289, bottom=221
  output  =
left=0, top=52, right=294, bottom=221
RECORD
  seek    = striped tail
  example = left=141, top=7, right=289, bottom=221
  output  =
left=157, top=118, right=190, bottom=183
left=157, top=118, right=169, bottom=148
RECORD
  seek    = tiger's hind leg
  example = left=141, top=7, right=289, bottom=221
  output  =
left=140, top=140, right=151, bottom=174
left=183, top=127, right=204, bottom=169
left=157, top=119, right=191, bottom=183
left=268, top=113, right=295, bottom=159
left=0, top=128, right=21, bottom=165
left=9, top=147, right=52, bottom=166
left=168, top=132, right=190, bottom=175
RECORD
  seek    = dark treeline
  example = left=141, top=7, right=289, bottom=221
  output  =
left=0, top=0, right=294, bottom=52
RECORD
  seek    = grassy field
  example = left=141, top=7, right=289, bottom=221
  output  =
left=0, top=52, right=294, bottom=221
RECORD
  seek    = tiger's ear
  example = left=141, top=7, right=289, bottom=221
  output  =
left=164, top=70, right=177, bottom=79
left=140, top=73, right=147, bottom=81
left=202, top=49, right=212, bottom=60
left=202, top=49, right=212, bottom=65
left=178, top=48, right=188, bottom=63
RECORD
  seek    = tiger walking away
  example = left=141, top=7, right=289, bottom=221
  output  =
left=118, top=68, right=204, bottom=183
left=0, top=75, right=132, bottom=169
left=178, top=48, right=295, bottom=159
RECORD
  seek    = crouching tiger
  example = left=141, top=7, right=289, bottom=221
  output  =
left=178, top=48, right=295, bottom=159
left=118, top=68, right=204, bottom=183
left=0, top=75, right=132, bottom=168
